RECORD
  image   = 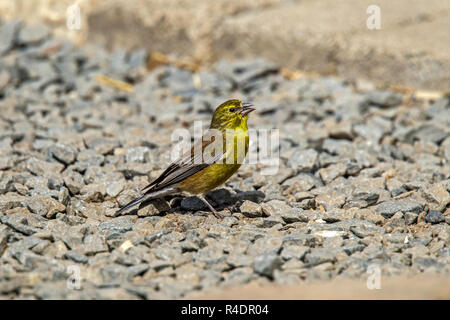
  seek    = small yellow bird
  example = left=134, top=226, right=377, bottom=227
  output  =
left=116, top=99, right=255, bottom=218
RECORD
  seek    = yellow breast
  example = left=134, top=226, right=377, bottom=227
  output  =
left=177, top=128, right=249, bottom=195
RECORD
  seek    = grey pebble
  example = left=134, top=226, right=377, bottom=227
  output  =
left=376, top=199, right=424, bottom=218
left=181, top=196, right=207, bottom=211
left=253, top=254, right=283, bottom=277
left=425, top=210, right=444, bottom=224
left=240, top=200, right=263, bottom=217
left=18, top=24, right=50, bottom=45
left=365, top=90, right=403, bottom=108
left=98, top=216, right=137, bottom=233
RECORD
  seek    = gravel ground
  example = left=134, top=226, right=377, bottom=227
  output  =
left=0, top=22, right=449, bottom=299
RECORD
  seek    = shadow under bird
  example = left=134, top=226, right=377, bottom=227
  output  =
left=116, top=99, right=255, bottom=218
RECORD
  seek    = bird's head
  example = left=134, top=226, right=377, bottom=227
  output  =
left=210, top=99, right=255, bottom=130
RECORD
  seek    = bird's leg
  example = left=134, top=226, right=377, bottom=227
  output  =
left=223, top=201, right=241, bottom=214
left=198, top=195, right=223, bottom=219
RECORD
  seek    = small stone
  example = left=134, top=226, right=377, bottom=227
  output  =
left=83, top=234, right=108, bottom=255
left=181, top=196, right=206, bottom=211
left=106, top=180, right=125, bottom=198
left=283, top=174, right=319, bottom=193
left=322, top=139, right=354, bottom=156
left=304, top=248, right=337, bottom=266
left=386, top=179, right=407, bottom=197
left=0, top=230, right=8, bottom=256
left=215, top=58, right=279, bottom=88
left=76, top=149, right=105, bottom=168
left=138, top=199, right=170, bottom=216
left=226, top=253, right=253, bottom=268
left=231, top=190, right=265, bottom=204
left=421, top=184, right=450, bottom=211
left=195, top=71, right=232, bottom=94
left=223, top=267, right=255, bottom=286
left=319, top=163, right=347, bottom=184
left=406, top=125, right=448, bottom=145
left=315, top=189, right=346, bottom=210
left=13, top=183, right=28, bottom=196
left=253, top=215, right=285, bottom=228
left=240, top=200, right=263, bottom=218
left=287, top=149, right=318, bottom=172
left=222, top=216, right=239, bottom=227
left=49, top=143, right=77, bottom=165
left=42, top=240, right=68, bottom=258
left=404, top=212, right=418, bottom=225
left=125, top=147, right=150, bottom=163
left=0, top=21, right=21, bottom=54
left=425, top=210, right=444, bottom=224
left=65, top=250, right=89, bottom=264
left=26, top=196, right=66, bottom=218
left=376, top=199, right=424, bottom=218
left=280, top=260, right=306, bottom=276
left=312, top=230, right=346, bottom=238
left=261, top=200, right=291, bottom=216
left=98, top=216, right=137, bottom=233
left=18, top=24, right=50, bottom=45
left=116, top=189, right=139, bottom=208
left=0, top=211, right=39, bottom=235
left=180, top=240, right=199, bottom=252
left=365, top=90, right=403, bottom=108
left=280, top=245, right=309, bottom=260
left=80, top=183, right=106, bottom=202
left=63, top=170, right=84, bottom=195
left=26, top=157, right=64, bottom=178
left=145, top=230, right=171, bottom=245
left=384, top=212, right=406, bottom=230
left=253, top=254, right=283, bottom=277
left=259, top=183, right=284, bottom=201
left=85, top=138, right=120, bottom=155
left=412, top=257, right=437, bottom=271
left=118, top=240, right=134, bottom=253
left=0, top=157, right=14, bottom=170
left=294, top=191, right=314, bottom=202
left=328, top=120, right=354, bottom=140
left=204, top=188, right=232, bottom=206
left=117, top=163, right=153, bottom=178
left=346, top=185, right=381, bottom=208
left=281, top=208, right=308, bottom=223
left=194, top=245, right=226, bottom=265
left=0, top=194, right=25, bottom=212
left=350, top=223, right=384, bottom=238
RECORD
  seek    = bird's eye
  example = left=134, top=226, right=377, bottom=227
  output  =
left=229, top=108, right=236, bottom=112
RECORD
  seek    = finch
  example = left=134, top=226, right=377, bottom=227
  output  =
left=116, top=99, right=255, bottom=218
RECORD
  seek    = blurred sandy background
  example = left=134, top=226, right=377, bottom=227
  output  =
left=1, top=0, right=448, bottom=299
left=1, top=0, right=449, bottom=90
left=189, top=275, right=450, bottom=299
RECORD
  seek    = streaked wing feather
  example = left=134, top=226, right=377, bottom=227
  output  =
left=141, top=134, right=224, bottom=193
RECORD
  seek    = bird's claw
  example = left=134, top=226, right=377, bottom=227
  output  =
left=195, top=210, right=224, bottom=219
left=212, top=211, right=224, bottom=219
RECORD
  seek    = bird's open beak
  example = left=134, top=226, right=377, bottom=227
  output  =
left=240, top=102, right=255, bottom=116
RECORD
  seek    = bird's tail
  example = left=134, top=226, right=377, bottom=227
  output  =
left=115, top=193, right=151, bottom=215
left=115, top=186, right=177, bottom=215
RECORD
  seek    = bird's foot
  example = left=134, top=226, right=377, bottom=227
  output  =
left=211, top=210, right=224, bottom=219
left=195, top=210, right=224, bottom=219
left=198, top=195, right=224, bottom=219
left=223, top=202, right=241, bottom=214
